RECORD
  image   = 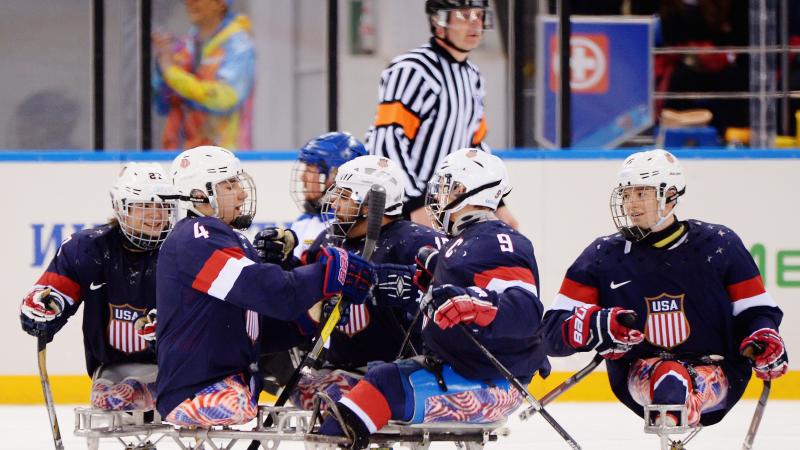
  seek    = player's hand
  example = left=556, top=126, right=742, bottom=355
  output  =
left=254, top=227, right=298, bottom=264
left=317, top=246, right=375, bottom=305
left=21, top=288, right=65, bottom=323
left=134, top=309, right=158, bottom=342
left=373, top=264, right=418, bottom=310
left=412, top=246, right=439, bottom=293
left=740, top=328, right=788, bottom=380
left=426, top=284, right=498, bottom=330
left=563, top=305, right=643, bottom=359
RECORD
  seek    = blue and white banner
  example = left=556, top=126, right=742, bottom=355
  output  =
left=536, top=16, right=656, bottom=148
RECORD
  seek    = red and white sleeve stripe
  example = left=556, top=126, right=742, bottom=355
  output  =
left=727, top=275, right=777, bottom=316
left=550, top=277, right=599, bottom=311
left=473, top=267, right=538, bottom=297
left=34, top=272, right=81, bottom=305
left=191, top=247, right=256, bottom=301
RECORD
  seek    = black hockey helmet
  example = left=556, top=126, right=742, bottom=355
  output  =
left=425, top=0, right=490, bottom=15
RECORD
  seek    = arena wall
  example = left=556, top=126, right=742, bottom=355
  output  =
left=1, top=150, right=797, bottom=403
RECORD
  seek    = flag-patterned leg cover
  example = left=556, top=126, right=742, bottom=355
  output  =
left=165, top=373, right=258, bottom=426
left=627, top=357, right=729, bottom=425
left=91, top=377, right=156, bottom=411
left=291, top=369, right=362, bottom=411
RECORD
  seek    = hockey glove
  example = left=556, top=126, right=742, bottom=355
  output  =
left=134, top=309, right=158, bottom=342
left=21, top=288, right=65, bottom=322
left=426, top=284, right=498, bottom=330
left=740, top=328, right=789, bottom=380
left=254, top=226, right=298, bottom=264
left=317, top=246, right=375, bottom=305
left=412, top=246, right=439, bottom=293
left=373, top=263, right=418, bottom=312
left=563, top=305, right=643, bottom=359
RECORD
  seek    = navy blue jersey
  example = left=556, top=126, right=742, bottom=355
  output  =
left=311, top=219, right=445, bottom=368
left=26, top=225, right=158, bottom=376
left=156, top=216, right=330, bottom=416
left=425, top=220, right=549, bottom=382
left=541, top=220, right=783, bottom=424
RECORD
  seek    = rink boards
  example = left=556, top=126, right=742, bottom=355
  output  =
left=1, top=149, right=798, bottom=403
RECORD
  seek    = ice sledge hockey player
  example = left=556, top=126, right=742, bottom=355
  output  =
left=155, top=145, right=375, bottom=426
left=21, top=163, right=177, bottom=411
left=315, top=148, right=549, bottom=448
left=541, top=149, right=787, bottom=427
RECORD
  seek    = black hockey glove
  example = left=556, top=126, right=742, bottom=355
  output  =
left=254, top=227, right=298, bottom=264
left=373, top=263, right=418, bottom=313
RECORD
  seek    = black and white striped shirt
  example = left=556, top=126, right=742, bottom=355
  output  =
left=365, top=38, right=488, bottom=210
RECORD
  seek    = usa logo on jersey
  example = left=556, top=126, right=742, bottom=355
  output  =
left=644, top=293, right=690, bottom=349
left=108, top=304, right=148, bottom=354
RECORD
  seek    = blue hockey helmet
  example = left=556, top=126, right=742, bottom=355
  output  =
left=291, top=131, right=368, bottom=213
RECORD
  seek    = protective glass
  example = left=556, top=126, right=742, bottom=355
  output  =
left=115, top=200, right=177, bottom=250
left=436, top=8, right=493, bottom=30
left=321, top=185, right=365, bottom=242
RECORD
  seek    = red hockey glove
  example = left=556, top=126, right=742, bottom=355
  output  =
left=563, top=305, right=643, bottom=359
left=21, top=288, right=65, bottom=322
left=427, top=284, right=498, bottom=330
left=134, top=309, right=158, bottom=342
left=740, top=328, right=789, bottom=380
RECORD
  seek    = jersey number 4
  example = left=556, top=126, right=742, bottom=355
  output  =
left=194, top=222, right=210, bottom=239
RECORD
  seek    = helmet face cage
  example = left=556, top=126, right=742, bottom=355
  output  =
left=209, top=171, right=257, bottom=230
left=425, top=173, right=462, bottom=234
left=290, top=161, right=328, bottom=212
left=321, top=185, right=365, bottom=243
left=114, top=199, right=177, bottom=251
left=610, top=184, right=674, bottom=241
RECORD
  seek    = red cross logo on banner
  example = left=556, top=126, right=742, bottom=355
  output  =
left=549, top=33, right=610, bottom=94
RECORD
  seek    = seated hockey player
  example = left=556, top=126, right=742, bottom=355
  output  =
left=155, top=145, right=376, bottom=427
left=541, top=149, right=788, bottom=428
left=314, top=148, right=549, bottom=448
left=20, top=163, right=177, bottom=412
left=266, top=155, right=445, bottom=410
left=255, top=132, right=367, bottom=393
left=287, top=131, right=368, bottom=258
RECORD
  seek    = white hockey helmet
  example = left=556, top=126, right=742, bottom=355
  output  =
left=321, top=155, right=405, bottom=241
left=425, top=148, right=510, bottom=234
left=170, top=145, right=257, bottom=229
left=110, top=162, right=178, bottom=251
left=610, top=149, right=686, bottom=241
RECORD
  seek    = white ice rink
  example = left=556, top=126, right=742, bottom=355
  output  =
left=3, top=400, right=798, bottom=450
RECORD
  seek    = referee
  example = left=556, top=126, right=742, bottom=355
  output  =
left=365, top=0, right=518, bottom=228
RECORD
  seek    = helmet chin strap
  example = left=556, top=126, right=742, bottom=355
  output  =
left=438, top=31, right=472, bottom=54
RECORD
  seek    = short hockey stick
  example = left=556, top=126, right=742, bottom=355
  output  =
left=519, top=312, right=637, bottom=421
left=741, top=343, right=771, bottom=450
left=457, top=324, right=582, bottom=450
left=247, top=185, right=386, bottom=450
left=37, top=327, right=65, bottom=450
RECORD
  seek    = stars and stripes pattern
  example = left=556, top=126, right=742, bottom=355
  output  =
left=165, top=373, right=257, bottom=427
left=245, top=309, right=259, bottom=343
left=108, top=304, right=148, bottom=354
left=291, top=370, right=361, bottom=411
left=365, top=41, right=488, bottom=199
left=726, top=275, right=777, bottom=316
left=644, top=294, right=690, bottom=350
left=90, top=378, right=155, bottom=411
left=423, top=386, right=522, bottom=423
left=336, top=304, right=370, bottom=336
